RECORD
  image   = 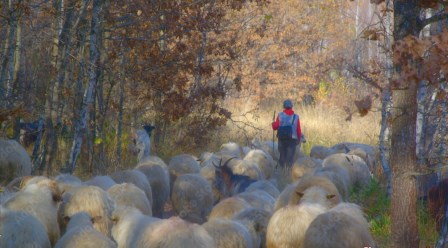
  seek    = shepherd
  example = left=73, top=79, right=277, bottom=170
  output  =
left=272, top=99, right=302, bottom=169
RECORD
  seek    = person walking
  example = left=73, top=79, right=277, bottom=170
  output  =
left=272, top=99, right=302, bottom=168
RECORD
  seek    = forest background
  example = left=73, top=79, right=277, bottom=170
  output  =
left=1, top=0, right=448, bottom=247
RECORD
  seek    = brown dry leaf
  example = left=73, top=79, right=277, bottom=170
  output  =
left=354, top=96, right=372, bottom=117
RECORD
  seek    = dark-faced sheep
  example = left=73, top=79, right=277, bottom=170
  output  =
left=4, top=179, right=62, bottom=245
left=171, top=173, right=214, bottom=224
left=0, top=206, right=51, bottom=248
left=266, top=202, right=327, bottom=248
left=108, top=183, right=152, bottom=216
left=55, top=212, right=117, bottom=248
left=62, top=185, right=115, bottom=237
left=110, top=169, right=153, bottom=209
left=203, top=219, right=255, bottom=248
left=0, top=139, right=32, bottom=185
left=303, top=203, right=375, bottom=248
left=233, top=207, right=272, bottom=248
left=135, top=159, right=170, bottom=218
left=208, top=197, right=252, bottom=220
left=244, top=149, right=275, bottom=179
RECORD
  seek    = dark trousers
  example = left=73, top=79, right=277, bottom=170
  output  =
left=278, top=138, right=299, bottom=168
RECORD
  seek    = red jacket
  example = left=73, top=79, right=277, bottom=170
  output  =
left=272, top=108, right=302, bottom=140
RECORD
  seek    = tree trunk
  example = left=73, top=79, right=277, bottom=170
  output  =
left=0, top=0, right=17, bottom=104
left=66, top=0, right=104, bottom=174
left=390, top=1, right=421, bottom=247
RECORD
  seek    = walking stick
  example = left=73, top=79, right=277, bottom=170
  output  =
left=272, top=111, right=278, bottom=169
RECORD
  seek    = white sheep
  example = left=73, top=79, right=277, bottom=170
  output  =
left=313, top=163, right=352, bottom=200
left=291, top=156, right=322, bottom=181
left=111, top=206, right=161, bottom=248
left=208, top=197, right=252, bottom=220
left=236, top=190, right=276, bottom=213
left=323, top=153, right=372, bottom=188
left=243, top=149, right=275, bottom=179
left=266, top=202, right=327, bottom=248
left=0, top=139, right=32, bottom=185
left=3, top=179, right=62, bottom=246
left=171, top=173, right=214, bottom=224
left=55, top=211, right=117, bottom=248
left=232, top=207, right=272, bottom=248
left=84, top=175, right=117, bottom=191
left=110, top=169, right=153, bottom=208
left=168, top=153, right=201, bottom=191
left=288, top=175, right=342, bottom=209
left=108, top=183, right=152, bottom=216
left=203, top=219, right=255, bottom=248
left=0, top=206, right=51, bottom=248
left=309, top=145, right=338, bottom=160
left=62, top=185, right=115, bottom=237
left=135, top=159, right=170, bottom=218
left=274, top=182, right=299, bottom=212
left=220, top=142, right=244, bottom=158
left=303, top=202, right=375, bottom=248
left=245, top=180, right=280, bottom=199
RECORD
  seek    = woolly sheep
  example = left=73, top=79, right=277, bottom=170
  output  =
left=62, top=185, right=115, bottom=237
left=110, top=169, right=153, bottom=208
left=168, top=154, right=201, bottom=191
left=274, top=182, right=299, bottom=212
left=250, top=138, right=280, bottom=162
left=244, top=149, right=275, bottom=179
left=323, top=153, right=372, bottom=188
left=18, top=175, right=48, bottom=189
left=230, top=158, right=265, bottom=180
left=135, top=216, right=216, bottom=248
left=55, top=212, right=117, bottom=248
left=108, top=183, right=152, bottom=216
left=203, top=219, right=255, bottom=248
left=55, top=174, right=83, bottom=193
left=84, top=175, right=117, bottom=191
left=291, top=156, right=322, bottom=181
left=4, top=179, right=62, bottom=246
left=208, top=197, right=252, bottom=220
left=200, top=163, right=225, bottom=203
left=313, top=163, right=352, bottom=200
left=0, top=206, right=51, bottom=248
left=135, top=158, right=170, bottom=217
left=171, top=173, right=214, bottom=224
left=309, top=145, right=338, bottom=160
left=0, top=139, right=32, bottom=185
left=236, top=190, right=276, bottom=213
left=245, top=180, right=280, bottom=199
left=111, top=206, right=161, bottom=248
left=266, top=202, right=327, bottom=248
left=303, top=203, right=375, bottom=248
left=233, top=207, right=272, bottom=248
left=288, top=175, right=342, bottom=209
left=220, top=142, right=244, bottom=158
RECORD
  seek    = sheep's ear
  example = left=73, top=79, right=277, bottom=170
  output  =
left=91, top=216, right=102, bottom=224
left=296, top=192, right=304, bottom=197
left=326, top=194, right=336, bottom=200
left=63, top=216, right=71, bottom=225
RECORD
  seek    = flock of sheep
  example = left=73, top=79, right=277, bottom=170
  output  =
left=0, top=132, right=378, bottom=248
